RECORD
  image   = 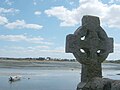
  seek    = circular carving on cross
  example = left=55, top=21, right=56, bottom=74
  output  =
left=66, top=15, right=113, bottom=65
left=72, top=27, right=110, bottom=64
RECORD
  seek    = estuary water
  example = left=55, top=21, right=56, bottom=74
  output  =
left=0, top=63, right=120, bottom=90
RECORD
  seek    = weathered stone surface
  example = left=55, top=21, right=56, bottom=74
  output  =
left=111, top=80, right=120, bottom=90
left=77, top=78, right=120, bottom=90
left=66, top=15, right=113, bottom=82
left=65, top=15, right=114, bottom=90
left=77, top=77, right=112, bottom=90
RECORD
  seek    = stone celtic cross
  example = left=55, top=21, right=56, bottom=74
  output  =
left=66, top=15, right=113, bottom=83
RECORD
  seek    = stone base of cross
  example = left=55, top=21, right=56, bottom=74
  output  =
left=66, top=15, right=113, bottom=90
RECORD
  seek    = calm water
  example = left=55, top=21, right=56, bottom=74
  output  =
left=0, top=68, right=80, bottom=90
left=0, top=63, right=120, bottom=90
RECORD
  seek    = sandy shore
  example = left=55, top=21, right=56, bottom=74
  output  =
left=0, top=59, right=81, bottom=70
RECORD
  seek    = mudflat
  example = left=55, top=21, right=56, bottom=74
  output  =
left=0, top=59, right=81, bottom=70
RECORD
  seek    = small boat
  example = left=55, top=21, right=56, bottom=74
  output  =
left=9, top=76, right=21, bottom=81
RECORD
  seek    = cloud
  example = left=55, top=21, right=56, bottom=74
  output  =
left=0, top=35, right=27, bottom=41
left=109, top=0, right=120, bottom=3
left=107, top=43, right=120, bottom=60
left=103, top=4, right=120, bottom=28
left=0, top=34, right=52, bottom=45
left=34, top=11, right=41, bottom=15
left=0, top=16, right=8, bottom=25
left=69, top=2, right=74, bottom=5
left=0, top=7, right=19, bottom=15
left=66, top=0, right=78, bottom=6
left=0, top=45, right=73, bottom=58
left=5, top=0, right=14, bottom=6
left=0, top=46, right=49, bottom=57
left=33, top=0, right=37, bottom=5
left=114, top=43, right=120, bottom=53
left=45, top=6, right=78, bottom=26
left=0, top=34, right=72, bottom=58
left=109, top=0, right=114, bottom=3
left=0, top=7, right=19, bottom=25
left=0, top=7, right=42, bottom=30
left=45, top=0, right=120, bottom=29
left=5, top=20, right=43, bottom=30
left=41, top=47, right=65, bottom=53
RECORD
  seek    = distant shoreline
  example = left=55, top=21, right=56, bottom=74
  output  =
left=0, top=57, right=76, bottom=62
left=0, top=59, right=81, bottom=70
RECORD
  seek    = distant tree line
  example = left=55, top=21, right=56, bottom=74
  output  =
left=0, top=57, right=76, bottom=62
